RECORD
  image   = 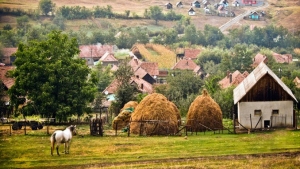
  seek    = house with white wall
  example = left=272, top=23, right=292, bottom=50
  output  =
left=233, top=62, right=297, bottom=130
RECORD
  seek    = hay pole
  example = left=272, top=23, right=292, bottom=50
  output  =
left=236, top=120, right=248, bottom=131
left=198, top=122, right=213, bottom=131
left=254, top=116, right=262, bottom=130
left=211, top=118, right=233, bottom=134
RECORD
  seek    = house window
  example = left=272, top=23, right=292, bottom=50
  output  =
left=272, top=110, right=279, bottom=115
left=254, top=110, right=261, bottom=115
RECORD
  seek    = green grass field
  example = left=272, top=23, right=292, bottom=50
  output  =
left=1, top=124, right=300, bottom=168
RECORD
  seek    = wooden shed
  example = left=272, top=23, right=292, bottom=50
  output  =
left=249, top=11, right=260, bottom=20
left=188, top=7, right=196, bottom=16
left=191, top=0, right=201, bottom=8
left=233, top=62, right=297, bottom=130
left=165, top=2, right=173, bottom=9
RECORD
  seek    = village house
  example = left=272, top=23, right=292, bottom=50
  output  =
left=191, top=0, right=201, bottom=8
left=184, top=48, right=201, bottom=60
left=234, top=62, right=297, bottom=130
left=129, top=54, right=159, bottom=85
left=252, top=52, right=293, bottom=67
left=219, top=70, right=249, bottom=89
left=97, top=51, right=119, bottom=67
left=1, top=48, right=17, bottom=65
left=188, top=7, right=196, bottom=16
left=248, top=11, right=260, bottom=20
left=79, top=44, right=117, bottom=66
left=202, top=0, right=211, bottom=7
left=176, top=1, right=183, bottom=8
left=0, top=65, right=15, bottom=117
left=171, top=58, right=202, bottom=76
left=165, top=2, right=173, bottom=9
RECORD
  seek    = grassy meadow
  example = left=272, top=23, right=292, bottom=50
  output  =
left=1, top=124, right=300, bottom=168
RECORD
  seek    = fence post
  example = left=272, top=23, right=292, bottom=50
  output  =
left=115, top=122, right=118, bottom=136
left=250, top=114, right=252, bottom=130
left=9, top=123, right=12, bottom=136
left=233, top=114, right=236, bottom=134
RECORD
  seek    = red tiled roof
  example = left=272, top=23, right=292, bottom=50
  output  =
left=172, top=58, right=199, bottom=71
left=272, top=52, right=292, bottom=63
left=99, top=52, right=118, bottom=62
left=219, top=70, right=249, bottom=89
left=103, top=79, right=119, bottom=94
left=158, top=70, right=169, bottom=77
left=134, top=67, right=148, bottom=79
left=129, top=56, right=143, bottom=71
left=139, top=62, right=159, bottom=76
left=0, top=66, right=15, bottom=89
left=184, top=49, right=201, bottom=60
left=79, top=45, right=114, bottom=58
left=2, top=48, right=17, bottom=57
left=252, top=53, right=267, bottom=67
left=103, top=77, right=153, bottom=94
left=129, top=56, right=159, bottom=78
left=130, top=76, right=153, bottom=94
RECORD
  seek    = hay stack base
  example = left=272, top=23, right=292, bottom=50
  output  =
left=130, top=93, right=180, bottom=136
left=186, top=89, right=223, bottom=132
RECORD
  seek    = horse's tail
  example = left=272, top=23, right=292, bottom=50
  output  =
left=50, top=132, right=56, bottom=156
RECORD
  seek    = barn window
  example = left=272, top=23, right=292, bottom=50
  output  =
left=254, top=110, right=261, bottom=115
left=272, top=109, right=279, bottom=115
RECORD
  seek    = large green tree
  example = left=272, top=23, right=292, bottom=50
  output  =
left=39, top=0, right=56, bottom=16
left=8, top=31, right=97, bottom=121
left=149, top=6, right=163, bottom=25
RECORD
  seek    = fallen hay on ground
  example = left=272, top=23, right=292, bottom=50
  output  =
left=186, top=89, right=223, bottom=132
left=113, top=101, right=138, bottom=130
left=130, top=93, right=181, bottom=135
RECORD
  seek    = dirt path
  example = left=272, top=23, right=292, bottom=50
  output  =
left=32, top=151, right=300, bottom=169
left=219, top=2, right=270, bottom=32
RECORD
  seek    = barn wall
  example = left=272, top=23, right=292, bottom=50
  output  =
left=240, top=74, right=293, bottom=102
left=237, top=101, right=294, bottom=129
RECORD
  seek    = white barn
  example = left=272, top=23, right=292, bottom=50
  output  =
left=233, top=62, right=297, bottom=130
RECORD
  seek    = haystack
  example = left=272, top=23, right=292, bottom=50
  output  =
left=186, top=89, right=223, bottom=132
left=130, top=93, right=180, bottom=135
left=113, top=101, right=138, bottom=130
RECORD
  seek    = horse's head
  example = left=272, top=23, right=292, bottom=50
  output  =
left=69, top=125, right=77, bottom=136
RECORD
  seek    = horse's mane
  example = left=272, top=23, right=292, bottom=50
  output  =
left=67, top=125, right=76, bottom=133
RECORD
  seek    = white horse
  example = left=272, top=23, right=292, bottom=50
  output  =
left=50, top=125, right=77, bottom=156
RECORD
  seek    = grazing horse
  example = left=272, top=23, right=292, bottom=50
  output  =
left=50, top=125, right=77, bottom=156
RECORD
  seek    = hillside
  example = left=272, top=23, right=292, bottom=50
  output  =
left=0, top=0, right=299, bottom=34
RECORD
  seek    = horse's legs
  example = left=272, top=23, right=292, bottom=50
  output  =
left=65, top=142, right=69, bottom=154
left=56, top=144, right=60, bottom=156
left=64, top=143, right=67, bottom=154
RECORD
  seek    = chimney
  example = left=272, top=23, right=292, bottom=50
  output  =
left=229, top=73, right=232, bottom=83
left=227, top=70, right=230, bottom=78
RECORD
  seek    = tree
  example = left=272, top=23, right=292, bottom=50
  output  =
left=183, top=24, right=198, bottom=44
left=112, top=59, right=138, bottom=115
left=166, top=70, right=203, bottom=102
left=8, top=31, right=97, bottom=121
left=149, top=6, right=163, bottom=25
left=39, top=0, right=56, bottom=16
